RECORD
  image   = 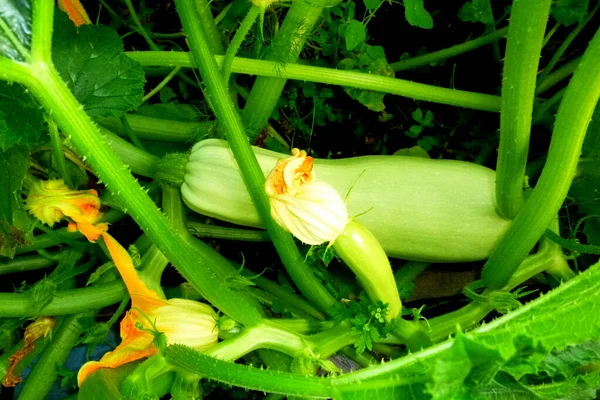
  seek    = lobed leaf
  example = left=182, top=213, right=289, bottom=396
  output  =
left=52, top=12, right=145, bottom=119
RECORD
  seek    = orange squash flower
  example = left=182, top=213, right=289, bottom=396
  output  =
left=25, top=179, right=108, bottom=242
left=77, top=232, right=219, bottom=386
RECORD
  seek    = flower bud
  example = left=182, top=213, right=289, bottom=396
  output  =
left=151, top=298, right=219, bottom=351
left=266, top=149, right=349, bottom=245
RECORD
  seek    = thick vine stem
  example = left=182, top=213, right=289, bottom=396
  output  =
left=482, top=26, right=600, bottom=289
left=126, top=51, right=502, bottom=112
left=495, top=0, right=552, bottom=219
left=241, top=0, right=339, bottom=141
left=17, top=0, right=266, bottom=327
left=173, top=0, right=337, bottom=313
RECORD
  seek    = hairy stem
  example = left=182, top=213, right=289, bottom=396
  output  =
left=495, top=0, right=552, bottom=219
left=127, top=51, right=502, bottom=112
left=483, top=27, right=600, bottom=288
left=174, top=0, right=336, bottom=312
left=390, top=27, right=508, bottom=72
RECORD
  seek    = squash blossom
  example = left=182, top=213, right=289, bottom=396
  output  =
left=266, top=150, right=402, bottom=319
left=25, top=179, right=108, bottom=242
left=77, top=232, right=219, bottom=386
left=266, top=149, right=349, bottom=245
left=57, top=0, right=92, bottom=27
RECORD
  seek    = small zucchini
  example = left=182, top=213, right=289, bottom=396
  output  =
left=182, top=139, right=510, bottom=262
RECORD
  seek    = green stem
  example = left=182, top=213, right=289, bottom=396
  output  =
left=142, top=66, right=182, bottom=102
left=98, top=127, right=158, bottom=177
left=536, top=56, right=580, bottom=94
left=390, top=27, right=508, bottom=72
left=536, top=0, right=600, bottom=89
left=17, top=16, right=263, bottom=323
left=533, top=87, right=566, bottom=124
left=222, top=6, right=260, bottom=83
left=123, top=0, right=160, bottom=51
left=243, top=272, right=327, bottom=320
left=482, top=27, right=600, bottom=289
left=46, top=116, right=72, bottom=186
left=18, top=314, right=85, bottom=400
left=187, top=221, right=270, bottom=241
left=241, top=0, right=332, bottom=140
left=193, top=0, right=225, bottom=55
left=119, top=115, right=146, bottom=150
left=0, top=253, right=57, bottom=275
left=174, top=0, right=336, bottom=313
left=495, top=0, right=552, bottom=219
left=126, top=51, right=502, bottom=112
left=0, top=281, right=125, bottom=317
left=393, top=261, right=429, bottom=296
left=97, top=114, right=216, bottom=142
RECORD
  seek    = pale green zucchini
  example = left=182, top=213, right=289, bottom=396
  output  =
left=181, top=139, right=510, bottom=262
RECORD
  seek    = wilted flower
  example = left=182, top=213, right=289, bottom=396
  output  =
left=265, top=149, right=349, bottom=245
left=77, top=233, right=219, bottom=386
left=25, top=179, right=108, bottom=242
left=2, top=317, right=55, bottom=387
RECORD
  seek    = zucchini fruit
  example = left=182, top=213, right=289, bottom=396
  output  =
left=182, top=139, right=510, bottom=262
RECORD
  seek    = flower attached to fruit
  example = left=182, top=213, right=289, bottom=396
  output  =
left=25, top=179, right=108, bottom=242
left=265, top=149, right=349, bottom=245
left=77, top=233, right=219, bottom=386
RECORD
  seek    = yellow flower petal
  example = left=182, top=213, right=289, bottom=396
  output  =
left=25, top=180, right=108, bottom=242
left=78, top=234, right=219, bottom=386
left=266, top=150, right=348, bottom=245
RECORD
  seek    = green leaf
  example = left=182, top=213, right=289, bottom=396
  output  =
left=52, top=12, right=145, bottom=118
left=551, top=0, right=589, bottom=26
left=344, top=20, right=366, bottom=51
left=404, top=0, right=434, bottom=29
left=364, top=0, right=382, bottom=10
left=0, top=0, right=31, bottom=61
left=537, top=341, right=600, bottom=379
left=412, top=108, right=424, bottom=123
left=0, top=145, right=33, bottom=257
left=339, top=45, right=394, bottom=112
left=458, top=0, right=495, bottom=25
left=0, top=82, right=44, bottom=151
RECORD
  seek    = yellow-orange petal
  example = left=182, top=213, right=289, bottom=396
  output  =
left=77, top=317, right=157, bottom=386
left=101, top=233, right=166, bottom=311
left=57, top=0, right=92, bottom=27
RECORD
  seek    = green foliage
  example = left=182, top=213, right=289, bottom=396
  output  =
left=342, top=20, right=366, bottom=51
left=0, top=0, right=31, bottom=61
left=0, top=145, right=33, bottom=257
left=52, top=12, right=146, bottom=118
left=569, top=103, right=600, bottom=244
left=404, top=0, right=434, bottom=29
left=0, top=82, right=44, bottom=151
left=330, top=299, right=395, bottom=354
left=338, top=45, right=394, bottom=112
left=458, top=0, right=495, bottom=25
left=551, top=0, right=590, bottom=26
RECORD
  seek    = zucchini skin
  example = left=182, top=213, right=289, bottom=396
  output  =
left=182, top=139, right=510, bottom=262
